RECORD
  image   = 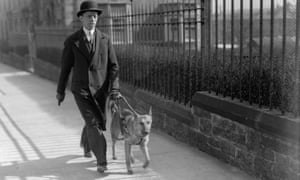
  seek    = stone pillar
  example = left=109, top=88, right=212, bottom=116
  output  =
left=27, top=1, right=37, bottom=73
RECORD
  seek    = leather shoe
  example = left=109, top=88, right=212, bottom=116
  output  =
left=97, top=165, right=107, bottom=173
left=84, top=151, right=92, bottom=158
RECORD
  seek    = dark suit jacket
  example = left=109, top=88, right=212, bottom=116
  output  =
left=57, top=28, right=119, bottom=97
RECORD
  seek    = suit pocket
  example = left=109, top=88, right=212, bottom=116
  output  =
left=100, top=53, right=107, bottom=69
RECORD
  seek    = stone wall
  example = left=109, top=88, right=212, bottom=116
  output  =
left=121, top=83, right=300, bottom=180
left=8, top=27, right=72, bottom=49
left=0, top=53, right=60, bottom=82
left=192, top=107, right=299, bottom=180
left=0, top=52, right=299, bottom=180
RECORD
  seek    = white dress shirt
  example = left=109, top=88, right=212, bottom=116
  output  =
left=83, top=27, right=95, bottom=42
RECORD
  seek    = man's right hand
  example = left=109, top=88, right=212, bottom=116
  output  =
left=56, top=93, right=65, bottom=106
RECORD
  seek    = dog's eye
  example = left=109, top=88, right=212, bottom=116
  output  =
left=140, top=122, right=144, bottom=126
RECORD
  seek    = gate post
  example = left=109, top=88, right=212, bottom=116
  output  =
left=27, top=2, right=37, bottom=73
left=200, top=0, right=211, bottom=91
left=295, top=0, right=300, bottom=116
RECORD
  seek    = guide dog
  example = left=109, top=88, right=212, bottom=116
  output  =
left=105, top=94, right=152, bottom=174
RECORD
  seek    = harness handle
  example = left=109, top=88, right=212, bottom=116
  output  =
left=106, top=92, right=139, bottom=117
left=119, top=95, right=139, bottom=117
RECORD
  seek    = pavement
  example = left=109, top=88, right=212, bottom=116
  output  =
left=0, top=62, right=257, bottom=180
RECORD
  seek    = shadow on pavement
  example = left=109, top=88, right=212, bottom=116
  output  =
left=0, top=155, right=109, bottom=180
left=0, top=103, right=46, bottom=160
left=1, top=69, right=83, bottom=130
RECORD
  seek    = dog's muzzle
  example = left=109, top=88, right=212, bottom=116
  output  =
left=142, top=131, right=149, bottom=136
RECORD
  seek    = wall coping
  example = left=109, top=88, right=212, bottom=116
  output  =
left=191, top=91, right=300, bottom=142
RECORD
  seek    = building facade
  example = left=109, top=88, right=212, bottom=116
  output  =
left=0, top=0, right=31, bottom=41
left=1, top=0, right=203, bottom=48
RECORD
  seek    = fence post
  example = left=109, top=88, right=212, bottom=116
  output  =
left=200, top=0, right=211, bottom=91
left=294, top=0, right=300, bottom=116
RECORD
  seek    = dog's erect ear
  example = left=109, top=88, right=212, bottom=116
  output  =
left=148, top=106, right=152, bottom=116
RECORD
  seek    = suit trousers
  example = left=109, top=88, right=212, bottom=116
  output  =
left=73, top=88, right=107, bottom=166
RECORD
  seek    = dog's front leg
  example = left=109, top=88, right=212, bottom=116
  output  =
left=125, top=142, right=133, bottom=174
left=140, top=143, right=150, bottom=168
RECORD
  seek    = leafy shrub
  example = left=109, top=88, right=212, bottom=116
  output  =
left=116, top=43, right=298, bottom=113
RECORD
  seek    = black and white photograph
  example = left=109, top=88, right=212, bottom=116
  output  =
left=0, top=0, right=299, bottom=179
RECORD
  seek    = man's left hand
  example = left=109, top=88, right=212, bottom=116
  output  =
left=111, top=91, right=121, bottom=100
left=56, top=93, right=65, bottom=106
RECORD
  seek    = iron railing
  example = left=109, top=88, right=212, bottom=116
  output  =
left=99, top=0, right=299, bottom=116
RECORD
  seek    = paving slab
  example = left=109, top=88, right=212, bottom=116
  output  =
left=0, top=63, right=257, bottom=180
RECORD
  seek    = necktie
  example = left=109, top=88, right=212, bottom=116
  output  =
left=88, top=31, right=93, bottom=42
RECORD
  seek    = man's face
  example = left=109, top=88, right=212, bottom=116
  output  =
left=79, top=11, right=98, bottom=30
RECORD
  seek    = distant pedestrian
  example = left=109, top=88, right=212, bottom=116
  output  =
left=56, top=0, right=120, bottom=173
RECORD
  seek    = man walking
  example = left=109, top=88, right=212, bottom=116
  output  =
left=56, top=0, right=120, bottom=173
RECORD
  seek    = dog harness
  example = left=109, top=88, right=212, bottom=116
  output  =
left=111, top=95, right=147, bottom=146
left=120, top=117, right=146, bottom=145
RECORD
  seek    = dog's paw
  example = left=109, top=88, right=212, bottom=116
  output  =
left=143, top=161, right=150, bottom=169
left=127, top=169, right=133, bottom=174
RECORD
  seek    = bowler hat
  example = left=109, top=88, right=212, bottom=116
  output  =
left=77, top=1, right=102, bottom=17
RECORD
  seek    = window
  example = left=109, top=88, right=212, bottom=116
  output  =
left=184, top=17, right=196, bottom=42
left=170, top=16, right=179, bottom=42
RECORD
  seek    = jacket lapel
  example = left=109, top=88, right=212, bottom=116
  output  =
left=74, top=29, right=90, bottom=61
left=89, top=29, right=103, bottom=66
left=90, top=31, right=97, bottom=59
